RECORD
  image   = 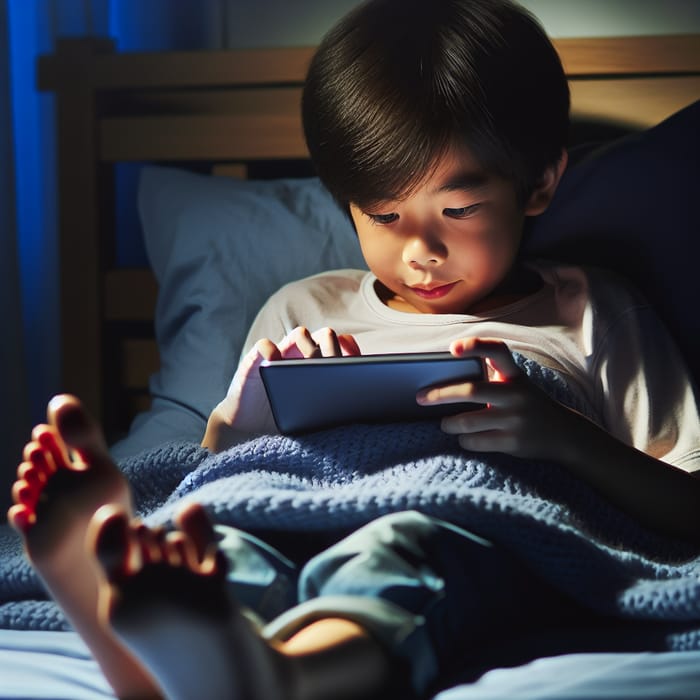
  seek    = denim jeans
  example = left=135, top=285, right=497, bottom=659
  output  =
left=216, top=510, right=578, bottom=695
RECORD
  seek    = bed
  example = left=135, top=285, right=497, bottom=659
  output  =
left=1, top=33, right=700, bottom=700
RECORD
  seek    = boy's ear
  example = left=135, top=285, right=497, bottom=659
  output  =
left=523, top=150, right=568, bottom=216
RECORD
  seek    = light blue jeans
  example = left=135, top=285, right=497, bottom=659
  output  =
left=216, top=510, right=576, bottom=696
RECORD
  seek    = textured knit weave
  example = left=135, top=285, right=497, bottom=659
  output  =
left=1, top=360, right=698, bottom=648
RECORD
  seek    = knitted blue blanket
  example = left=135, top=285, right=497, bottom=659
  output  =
left=1, top=360, right=699, bottom=651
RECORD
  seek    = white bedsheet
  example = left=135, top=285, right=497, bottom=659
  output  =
left=0, top=630, right=700, bottom=700
left=436, top=651, right=700, bottom=699
left=0, top=630, right=113, bottom=699
left=2, top=629, right=700, bottom=699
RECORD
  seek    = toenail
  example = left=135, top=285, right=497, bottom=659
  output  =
left=48, top=396, right=70, bottom=413
left=55, top=403, right=89, bottom=435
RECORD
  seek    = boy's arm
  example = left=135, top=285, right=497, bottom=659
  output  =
left=418, top=338, right=700, bottom=544
left=542, top=406, right=700, bottom=543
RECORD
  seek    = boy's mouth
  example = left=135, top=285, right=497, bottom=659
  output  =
left=409, top=281, right=459, bottom=299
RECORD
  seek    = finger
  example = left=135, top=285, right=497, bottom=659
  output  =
left=234, top=342, right=280, bottom=389
left=417, top=379, right=513, bottom=407
left=280, top=327, right=320, bottom=359
left=457, top=431, right=518, bottom=453
left=338, top=334, right=361, bottom=356
left=276, top=330, right=303, bottom=358
left=441, top=408, right=518, bottom=435
left=296, top=327, right=322, bottom=358
left=252, top=339, right=283, bottom=363
left=417, top=380, right=479, bottom=405
left=312, top=327, right=342, bottom=357
left=450, top=337, right=521, bottom=380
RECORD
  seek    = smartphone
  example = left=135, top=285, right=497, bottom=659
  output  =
left=260, top=351, right=485, bottom=434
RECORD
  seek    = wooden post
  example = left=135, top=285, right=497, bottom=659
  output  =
left=38, top=38, right=115, bottom=423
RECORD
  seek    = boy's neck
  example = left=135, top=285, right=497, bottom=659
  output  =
left=471, top=264, right=543, bottom=313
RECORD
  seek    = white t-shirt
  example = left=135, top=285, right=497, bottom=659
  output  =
left=243, top=262, right=700, bottom=473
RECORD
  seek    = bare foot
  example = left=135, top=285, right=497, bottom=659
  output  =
left=7, top=394, right=161, bottom=699
left=90, top=502, right=296, bottom=700
left=8, top=394, right=131, bottom=552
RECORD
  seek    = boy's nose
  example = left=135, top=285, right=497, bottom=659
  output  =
left=402, top=235, right=447, bottom=267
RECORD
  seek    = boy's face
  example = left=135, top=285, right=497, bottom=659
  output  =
left=350, top=145, right=540, bottom=315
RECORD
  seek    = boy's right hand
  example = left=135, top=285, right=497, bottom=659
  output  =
left=202, top=327, right=360, bottom=451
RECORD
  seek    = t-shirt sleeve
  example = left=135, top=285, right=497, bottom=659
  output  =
left=239, top=270, right=367, bottom=360
left=594, top=303, right=700, bottom=473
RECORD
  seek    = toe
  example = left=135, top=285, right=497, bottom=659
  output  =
left=134, top=523, right=163, bottom=566
left=176, top=503, right=217, bottom=562
left=18, top=461, right=48, bottom=489
left=48, top=395, right=108, bottom=465
left=35, top=429, right=73, bottom=473
left=23, top=437, right=57, bottom=473
left=30, top=424, right=52, bottom=445
left=164, top=531, right=187, bottom=567
left=11, top=478, right=39, bottom=511
left=7, top=503, right=36, bottom=533
left=90, top=505, right=133, bottom=584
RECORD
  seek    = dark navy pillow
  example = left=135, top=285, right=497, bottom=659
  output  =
left=524, top=100, right=700, bottom=387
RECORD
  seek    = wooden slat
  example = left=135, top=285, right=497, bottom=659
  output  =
left=38, top=37, right=699, bottom=94
left=100, top=113, right=307, bottom=161
left=554, top=35, right=700, bottom=76
left=39, top=42, right=313, bottom=90
left=99, top=78, right=700, bottom=162
left=104, top=87, right=304, bottom=117
left=99, top=86, right=305, bottom=161
left=211, top=163, right=248, bottom=178
left=122, top=339, right=160, bottom=388
left=569, top=76, right=700, bottom=128
left=104, top=269, right=158, bottom=321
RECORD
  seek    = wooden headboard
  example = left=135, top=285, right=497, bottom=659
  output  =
left=37, top=35, right=700, bottom=442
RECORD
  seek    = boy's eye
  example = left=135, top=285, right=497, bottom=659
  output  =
left=367, top=212, right=399, bottom=225
left=444, top=204, right=480, bottom=218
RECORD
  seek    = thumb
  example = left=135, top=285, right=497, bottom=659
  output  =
left=450, top=337, right=520, bottom=381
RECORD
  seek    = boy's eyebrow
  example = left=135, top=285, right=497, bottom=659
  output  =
left=433, top=171, right=490, bottom=194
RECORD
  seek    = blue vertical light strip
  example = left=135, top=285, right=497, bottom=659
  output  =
left=0, top=0, right=29, bottom=506
left=7, top=0, right=219, bottom=423
left=107, top=0, right=121, bottom=46
left=8, top=0, right=59, bottom=423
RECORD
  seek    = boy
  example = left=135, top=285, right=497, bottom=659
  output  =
left=9, top=1, right=700, bottom=699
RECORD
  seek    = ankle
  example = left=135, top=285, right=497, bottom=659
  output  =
left=276, top=620, right=392, bottom=700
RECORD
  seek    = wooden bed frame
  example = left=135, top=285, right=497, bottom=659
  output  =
left=37, top=35, right=700, bottom=442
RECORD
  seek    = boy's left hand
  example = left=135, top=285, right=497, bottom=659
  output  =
left=417, top=337, right=579, bottom=460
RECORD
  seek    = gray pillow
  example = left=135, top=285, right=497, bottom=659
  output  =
left=112, top=167, right=366, bottom=456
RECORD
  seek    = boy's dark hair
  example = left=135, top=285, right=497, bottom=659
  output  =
left=302, top=0, right=570, bottom=209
